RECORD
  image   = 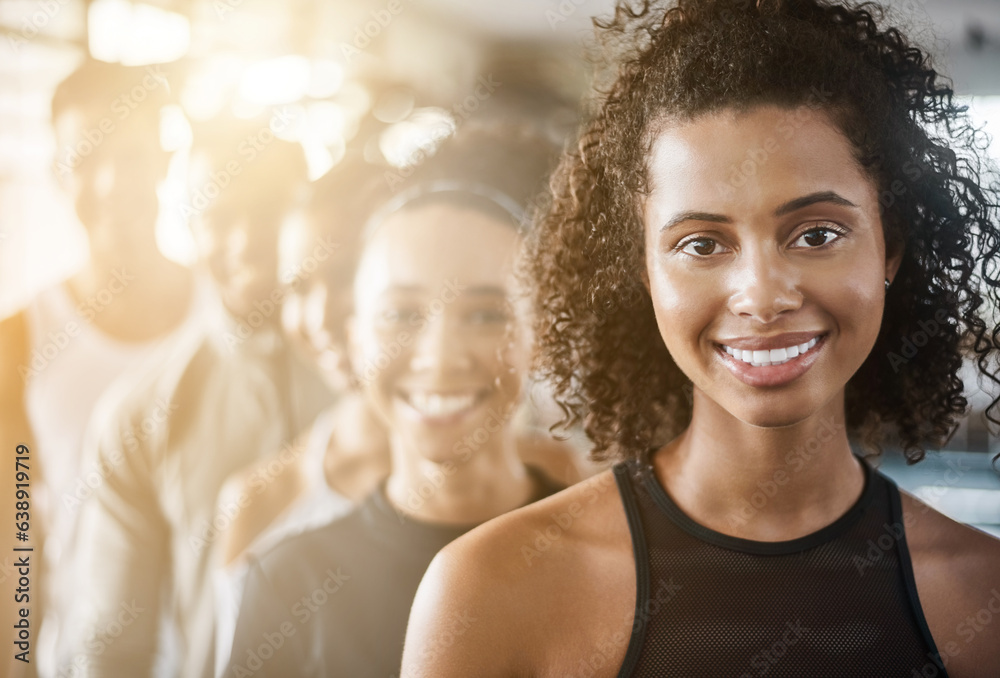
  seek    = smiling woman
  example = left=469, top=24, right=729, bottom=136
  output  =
left=400, top=1, right=1000, bottom=677
left=224, top=123, right=568, bottom=678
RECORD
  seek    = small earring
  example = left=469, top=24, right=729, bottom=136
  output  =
left=885, top=278, right=891, bottom=291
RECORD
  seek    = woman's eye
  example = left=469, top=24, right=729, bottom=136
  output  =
left=378, top=308, right=414, bottom=324
left=466, top=309, right=509, bottom=325
left=792, top=227, right=843, bottom=249
left=680, top=238, right=724, bottom=256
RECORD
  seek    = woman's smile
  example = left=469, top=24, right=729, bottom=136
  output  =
left=715, top=332, right=828, bottom=388
left=395, top=387, right=492, bottom=426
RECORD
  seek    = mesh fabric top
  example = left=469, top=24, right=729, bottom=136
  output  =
left=613, top=456, right=945, bottom=677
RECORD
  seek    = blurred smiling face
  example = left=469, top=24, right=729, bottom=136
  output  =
left=642, top=105, right=901, bottom=428
left=350, top=201, right=527, bottom=463
left=194, top=205, right=287, bottom=322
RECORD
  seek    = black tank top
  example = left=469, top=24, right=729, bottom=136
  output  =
left=613, top=455, right=947, bottom=677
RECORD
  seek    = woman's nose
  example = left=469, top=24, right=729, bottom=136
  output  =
left=408, top=312, right=471, bottom=373
left=726, top=248, right=803, bottom=324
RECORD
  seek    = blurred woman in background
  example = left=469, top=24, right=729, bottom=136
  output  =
left=224, top=124, right=569, bottom=677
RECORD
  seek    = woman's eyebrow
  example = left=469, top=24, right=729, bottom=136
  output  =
left=773, top=191, right=858, bottom=216
left=660, top=191, right=859, bottom=232
left=462, top=285, right=506, bottom=297
left=382, top=284, right=505, bottom=297
left=660, top=211, right=731, bottom=232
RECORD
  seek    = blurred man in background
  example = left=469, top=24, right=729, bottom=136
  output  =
left=61, top=120, right=332, bottom=678
left=0, top=58, right=201, bottom=678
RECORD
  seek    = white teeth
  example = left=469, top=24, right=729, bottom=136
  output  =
left=407, top=392, right=477, bottom=417
left=722, top=337, right=821, bottom=367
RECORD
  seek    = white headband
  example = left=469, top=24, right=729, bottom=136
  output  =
left=361, top=180, right=527, bottom=241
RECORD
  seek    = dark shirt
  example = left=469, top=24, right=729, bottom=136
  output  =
left=226, top=466, right=563, bottom=678
left=613, top=455, right=946, bottom=677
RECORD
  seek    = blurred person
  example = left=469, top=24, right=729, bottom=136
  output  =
left=210, top=155, right=389, bottom=674
left=0, top=58, right=204, bottom=677
left=402, top=1, right=1000, bottom=677
left=61, top=120, right=332, bottom=678
left=224, top=125, right=566, bottom=677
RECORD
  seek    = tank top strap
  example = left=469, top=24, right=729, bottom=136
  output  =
left=883, top=469, right=944, bottom=661
left=613, top=462, right=651, bottom=678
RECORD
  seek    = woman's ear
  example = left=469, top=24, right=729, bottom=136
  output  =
left=345, top=314, right=364, bottom=389
left=885, top=236, right=904, bottom=286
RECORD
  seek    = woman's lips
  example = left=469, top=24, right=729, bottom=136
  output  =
left=716, top=334, right=827, bottom=387
left=396, top=389, right=489, bottom=425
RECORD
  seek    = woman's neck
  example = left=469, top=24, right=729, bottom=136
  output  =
left=385, top=430, right=535, bottom=526
left=654, top=388, right=865, bottom=542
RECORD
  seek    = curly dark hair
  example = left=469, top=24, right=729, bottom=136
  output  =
left=525, top=0, right=1000, bottom=464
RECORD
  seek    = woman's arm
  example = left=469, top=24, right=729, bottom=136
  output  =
left=902, top=490, right=1000, bottom=677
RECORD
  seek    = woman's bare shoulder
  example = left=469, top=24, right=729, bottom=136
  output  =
left=402, top=470, right=636, bottom=678
left=449, top=468, right=628, bottom=576
left=900, top=489, right=1000, bottom=676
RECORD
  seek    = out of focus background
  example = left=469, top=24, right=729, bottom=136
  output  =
left=1, top=0, right=999, bottom=536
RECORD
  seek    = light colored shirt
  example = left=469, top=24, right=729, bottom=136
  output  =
left=60, top=306, right=333, bottom=678
left=23, top=280, right=208, bottom=678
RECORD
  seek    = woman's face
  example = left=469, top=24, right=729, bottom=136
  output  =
left=280, top=217, right=359, bottom=392
left=642, top=105, right=901, bottom=428
left=350, top=201, right=527, bottom=463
